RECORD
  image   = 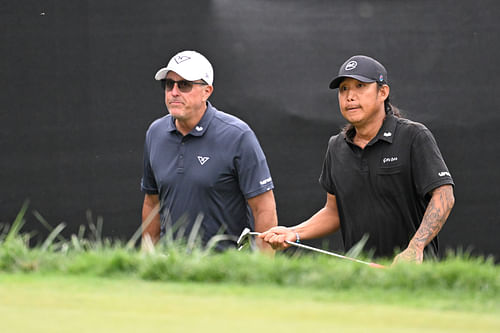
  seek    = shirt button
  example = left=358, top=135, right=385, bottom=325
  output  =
left=180, top=155, right=183, bottom=159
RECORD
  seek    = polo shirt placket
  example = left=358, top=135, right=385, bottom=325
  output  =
left=177, top=138, right=186, bottom=174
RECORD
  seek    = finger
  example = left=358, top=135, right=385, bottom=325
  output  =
left=269, top=234, right=288, bottom=250
left=263, top=232, right=277, bottom=242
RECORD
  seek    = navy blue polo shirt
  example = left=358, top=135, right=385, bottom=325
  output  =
left=141, top=102, right=274, bottom=248
left=319, top=114, right=454, bottom=258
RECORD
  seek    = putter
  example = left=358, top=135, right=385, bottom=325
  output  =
left=237, top=228, right=385, bottom=269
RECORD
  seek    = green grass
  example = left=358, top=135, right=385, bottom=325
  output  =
left=1, top=273, right=499, bottom=333
left=2, top=237, right=499, bottom=304
left=1, top=204, right=499, bottom=331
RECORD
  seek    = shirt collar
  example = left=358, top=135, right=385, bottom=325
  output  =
left=344, top=114, right=397, bottom=145
left=165, top=115, right=177, bottom=133
left=165, top=101, right=215, bottom=136
left=373, top=114, right=397, bottom=144
left=189, top=101, right=215, bottom=136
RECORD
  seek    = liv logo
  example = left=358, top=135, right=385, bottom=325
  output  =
left=174, top=55, right=191, bottom=64
left=197, top=156, right=210, bottom=165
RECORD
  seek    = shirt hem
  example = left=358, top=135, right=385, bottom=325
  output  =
left=421, top=179, right=454, bottom=197
left=244, top=185, right=274, bottom=200
left=141, top=187, right=159, bottom=195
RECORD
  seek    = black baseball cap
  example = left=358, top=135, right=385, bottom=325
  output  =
left=329, top=55, right=388, bottom=89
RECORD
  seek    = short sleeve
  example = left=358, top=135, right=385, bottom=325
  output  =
left=411, top=129, right=454, bottom=197
left=319, top=136, right=337, bottom=195
left=234, top=130, right=274, bottom=199
left=141, top=133, right=159, bottom=194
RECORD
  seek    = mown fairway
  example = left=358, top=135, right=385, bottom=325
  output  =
left=1, top=273, right=499, bottom=333
left=1, top=211, right=499, bottom=332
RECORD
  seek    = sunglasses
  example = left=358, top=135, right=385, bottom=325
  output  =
left=161, top=79, right=207, bottom=92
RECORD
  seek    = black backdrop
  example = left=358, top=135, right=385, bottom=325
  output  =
left=1, top=0, right=499, bottom=258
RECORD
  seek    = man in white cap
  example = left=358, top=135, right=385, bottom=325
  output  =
left=260, top=55, right=455, bottom=263
left=141, top=50, right=277, bottom=251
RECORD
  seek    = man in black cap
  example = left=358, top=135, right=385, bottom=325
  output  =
left=259, top=55, right=455, bottom=263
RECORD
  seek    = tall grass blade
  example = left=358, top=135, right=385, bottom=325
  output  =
left=71, top=234, right=83, bottom=251
left=33, top=210, right=67, bottom=243
left=97, top=215, right=103, bottom=243
left=77, top=225, right=86, bottom=240
left=5, top=200, right=29, bottom=243
left=205, top=234, right=237, bottom=253
left=164, top=212, right=188, bottom=246
left=142, top=234, right=155, bottom=254
left=0, top=223, right=6, bottom=241
left=87, top=210, right=104, bottom=247
left=187, top=213, right=203, bottom=252
left=126, top=203, right=160, bottom=250
left=40, top=223, right=66, bottom=252
left=345, top=234, right=369, bottom=259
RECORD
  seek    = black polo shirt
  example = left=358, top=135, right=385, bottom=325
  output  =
left=141, top=102, right=274, bottom=248
left=319, top=114, right=454, bottom=258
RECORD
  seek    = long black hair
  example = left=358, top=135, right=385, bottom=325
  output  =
left=378, top=82, right=401, bottom=117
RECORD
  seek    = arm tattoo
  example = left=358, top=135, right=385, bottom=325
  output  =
left=412, top=185, right=455, bottom=249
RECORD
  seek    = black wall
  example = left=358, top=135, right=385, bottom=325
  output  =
left=1, top=1, right=499, bottom=258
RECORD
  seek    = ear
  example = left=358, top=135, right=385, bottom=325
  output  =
left=379, top=84, right=390, bottom=101
left=202, top=85, right=214, bottom=102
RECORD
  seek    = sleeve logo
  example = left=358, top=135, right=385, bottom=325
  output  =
left=259, top=177, right=272, bottom=185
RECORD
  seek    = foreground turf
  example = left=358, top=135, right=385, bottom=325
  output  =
left=1, top=208, right=499, bottom=331
left=1, top=273, right=499, bottom=333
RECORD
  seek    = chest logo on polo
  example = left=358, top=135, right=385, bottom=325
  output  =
left=197, top=156, right=210, bottom=165
left=382, top=157, right=398, bottom=164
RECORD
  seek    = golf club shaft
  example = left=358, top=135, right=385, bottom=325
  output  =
left=250, top=231, right=384, bottom=268
left=285, top=240, right=375, bottom=266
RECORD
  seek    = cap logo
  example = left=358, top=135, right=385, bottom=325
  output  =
left=379, top=74, right=384, bottom=82
left=345, top=61, right=357, bottom=71
left=174, top=55, right=191, bottom=64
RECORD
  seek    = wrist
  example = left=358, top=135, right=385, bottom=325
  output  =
left=408, top=239, right=424, bottom=251
left=292, top=229, right=300, bottom=243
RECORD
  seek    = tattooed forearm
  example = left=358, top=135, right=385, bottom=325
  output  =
left=410, top=185, right=455, bottom=250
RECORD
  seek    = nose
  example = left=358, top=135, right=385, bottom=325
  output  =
left=346, top=88, right=356, bottom=101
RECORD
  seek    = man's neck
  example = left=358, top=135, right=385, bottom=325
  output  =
left=175, top=104, right=207, bottom=136
left=353, top=110, right=386, bottom=149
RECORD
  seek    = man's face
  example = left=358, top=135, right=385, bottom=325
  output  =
left=164, top=71, right=212, bottom=121
left=337, top=78, right=388, bottom=127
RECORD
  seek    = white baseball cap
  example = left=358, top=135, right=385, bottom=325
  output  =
left=154, top=50, right=214, bottom=85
